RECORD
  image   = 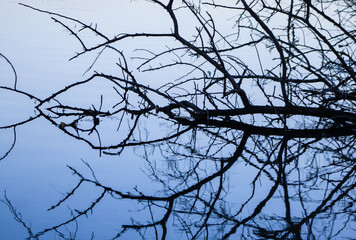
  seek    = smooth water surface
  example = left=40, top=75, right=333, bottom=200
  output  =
left=1, top=1, right=355, bottom=239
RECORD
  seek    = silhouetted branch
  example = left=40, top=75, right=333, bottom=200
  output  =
left=1, top=0, right=355, bottom=239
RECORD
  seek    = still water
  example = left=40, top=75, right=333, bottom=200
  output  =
left=1, top=1, right=355, bottom=239
left=0, top=1, right=169, bottom=239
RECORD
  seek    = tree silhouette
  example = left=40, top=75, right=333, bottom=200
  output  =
left=1, top=0, right=355, bottom=239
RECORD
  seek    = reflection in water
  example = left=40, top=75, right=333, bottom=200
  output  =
left=1, top=1, right=356, bottom=239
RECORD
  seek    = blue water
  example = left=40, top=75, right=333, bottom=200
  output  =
left=1, top=1, right=355, bottom=239
left=0, top=1, right=160, bottom=239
